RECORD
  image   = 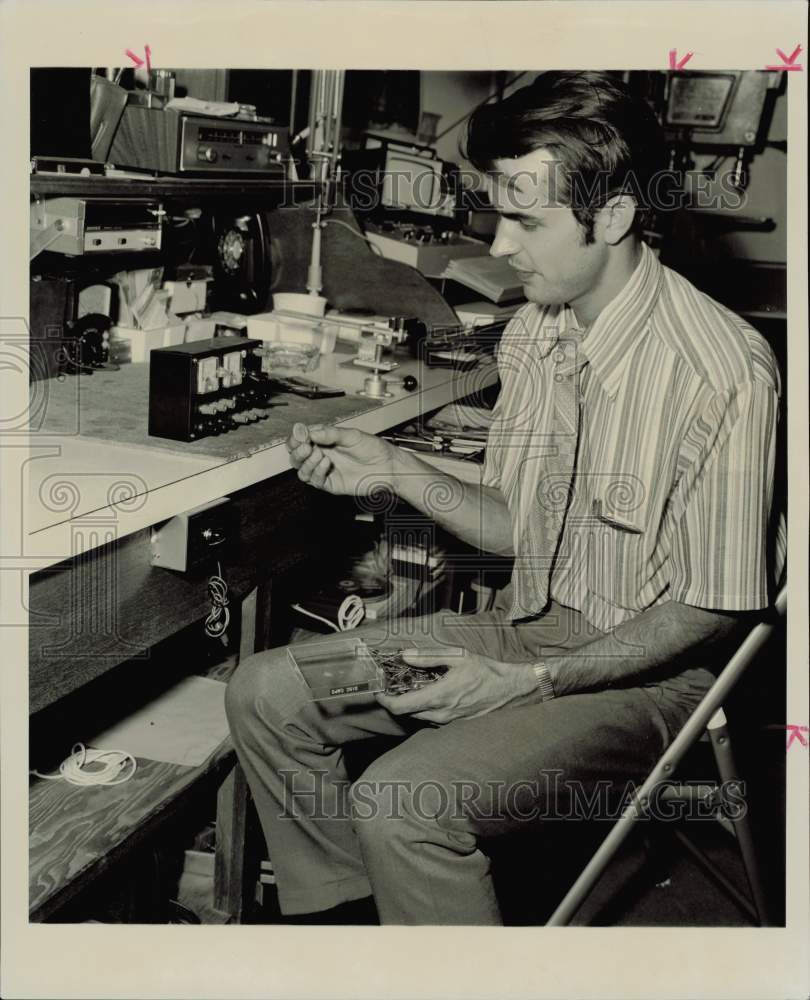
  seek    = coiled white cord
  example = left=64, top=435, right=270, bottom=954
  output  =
left=291, top=594, right=365, bottom=632
left=205, top=562, right=230, bottom=641
left=31, top=742, right=137, bottom=787
left=337, top=595, right=366, bottom=631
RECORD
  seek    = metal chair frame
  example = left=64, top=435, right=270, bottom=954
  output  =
left=547, top=586, right=787, bottom=927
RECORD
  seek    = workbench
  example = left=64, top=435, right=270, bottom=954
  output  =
left=26, top=344, right=497, bottom=922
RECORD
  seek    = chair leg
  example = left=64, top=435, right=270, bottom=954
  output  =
left=546, top=796, right=647, bottom=925
left=707, top=718, right=773, bottom=926
left=546, top=594, right=785, bottom=926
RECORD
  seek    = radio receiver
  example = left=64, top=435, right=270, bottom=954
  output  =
left=109, top=108, right=289, bottom=175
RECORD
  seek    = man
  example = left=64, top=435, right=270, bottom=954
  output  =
left=226, top=72, right=782, bottom=925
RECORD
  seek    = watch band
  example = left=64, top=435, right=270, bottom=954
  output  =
left=532, top=660, right=556, bottom=702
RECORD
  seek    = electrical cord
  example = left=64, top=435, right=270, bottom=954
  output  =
left=323, top=218, right=384, bottom=256
left=30, top=743, right=137, bottom=787
left=291, top=594, right=365, bottom=632
left=205, top=562, right=230, bottom=642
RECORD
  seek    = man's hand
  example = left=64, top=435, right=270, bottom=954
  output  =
left=286, top=423, right=396, bottom=496
left=376, top=648, right=537, bottom=724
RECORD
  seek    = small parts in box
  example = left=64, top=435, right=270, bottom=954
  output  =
left=287, top=638, right=381, bottom=700
left=367, top=647, right=449, bottom=697
left=287, top=638, right=449, bottom=701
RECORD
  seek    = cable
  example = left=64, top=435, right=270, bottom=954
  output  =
left=337, top=594, right=366, bottom=630
left=291, top=594, right=365, bottom=633
left=324, top=217, right=384, bottom=256
left=204, top=561, right=230, bottom=642
left=30, top=742, right=137, bottom=787
left=291, top=604, right=340, bottom=632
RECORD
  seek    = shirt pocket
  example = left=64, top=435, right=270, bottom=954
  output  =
left=585, top=508, right=650, bottom=610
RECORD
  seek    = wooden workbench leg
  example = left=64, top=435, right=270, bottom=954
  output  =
left=239, top=586, right=259, bottom=663
left=214, top=582, right=273, bottom=922
left=214, top=761, right=251, bottom=923
left=238, top=581, right=273, bottom=661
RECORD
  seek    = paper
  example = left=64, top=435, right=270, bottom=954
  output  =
left=165, top=96, right=241, bottom=118
left=443, top=256, right=525, bottom=303
left=89, top=676, right=229, bottom=767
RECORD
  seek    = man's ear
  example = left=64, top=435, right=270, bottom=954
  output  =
left=597, top=195, right=637, bottom=245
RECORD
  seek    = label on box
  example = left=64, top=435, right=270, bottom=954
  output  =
left=287, top=637, right=383, bottom=701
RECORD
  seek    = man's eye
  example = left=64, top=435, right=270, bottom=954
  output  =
left=518, top=220, right=541, bottom=230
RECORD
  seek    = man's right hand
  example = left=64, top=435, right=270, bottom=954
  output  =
left=286, top=423, right=397, bottom=497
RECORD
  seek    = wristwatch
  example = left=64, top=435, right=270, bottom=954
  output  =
left=532, top=660, right=556, bottom=702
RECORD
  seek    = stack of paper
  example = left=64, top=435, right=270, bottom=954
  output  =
left=444, top=256, right=525, bottom=304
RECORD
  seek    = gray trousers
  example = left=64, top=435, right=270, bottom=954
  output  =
left=225, top=605, right=706, bottom=924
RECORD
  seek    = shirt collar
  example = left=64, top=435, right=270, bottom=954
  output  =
left=560, top=242, right=662, bottom=398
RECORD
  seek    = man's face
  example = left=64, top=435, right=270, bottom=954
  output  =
left=486, top=148, right=610, bottom=315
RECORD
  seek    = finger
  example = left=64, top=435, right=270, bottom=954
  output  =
left=410, top=710, right=448, bottom=725
left=308, top=453, right=333, bottom=490
left=290, top=440, right=315, bottom=466
left=286, top=423, right=310, bottom=452
left=375, top=685, right=444, bottom=715
left=401, top=646, right=463, bottom=669
left=292, top=422, right=311, bottom=443
left=374, top=692, right=413, bottom=715
left=297, top=446, right=325, bottom=483
left=308, top=425, right=360, bottom=448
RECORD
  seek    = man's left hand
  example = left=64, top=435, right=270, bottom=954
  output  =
left=375, top=648, right=537, bottom=724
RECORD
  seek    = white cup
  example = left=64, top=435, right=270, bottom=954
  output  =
left=272, top=292, right=327, bottom=318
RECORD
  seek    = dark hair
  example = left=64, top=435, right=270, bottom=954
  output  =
left=464, top=72, right=666, bottom=242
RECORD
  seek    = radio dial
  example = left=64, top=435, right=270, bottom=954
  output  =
left=201, top=147, right=218, bottom=163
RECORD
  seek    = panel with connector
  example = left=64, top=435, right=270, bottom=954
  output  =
left=149, top=497, right=236, bottom=573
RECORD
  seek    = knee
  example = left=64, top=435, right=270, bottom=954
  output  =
left=349, top=759, right=404, bottom=851
left=349, top=752, right=454, bottom=850
left=225, top=649, right=289, bottom=738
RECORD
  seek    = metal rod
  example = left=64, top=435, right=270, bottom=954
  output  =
left=546, top=587, right=786, bottom=926
left=671, top=828, right=759, bottom=923
left=289, top=69, right=298, bottom=137
left=331, top=71, right=345, bottom=194
left=708, top=721, right=773, bottom=924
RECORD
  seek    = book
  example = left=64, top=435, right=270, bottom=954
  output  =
left=443, top=256, right=526, bottom=304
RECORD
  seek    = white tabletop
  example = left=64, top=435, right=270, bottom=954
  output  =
left=22, top=348, right=497, bottom=569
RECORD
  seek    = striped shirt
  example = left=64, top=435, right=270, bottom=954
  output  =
left=484, top=242, right=784, bottom=632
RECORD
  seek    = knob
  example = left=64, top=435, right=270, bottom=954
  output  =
left=402, top=375, right=418, bottom=392
left=202, top=147, right=218, bottom=163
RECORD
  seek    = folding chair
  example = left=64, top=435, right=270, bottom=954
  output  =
left=547, top=585, right=787, bottom=927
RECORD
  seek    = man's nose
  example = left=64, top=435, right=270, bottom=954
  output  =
left=490, top=219, right=520, bottom=258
